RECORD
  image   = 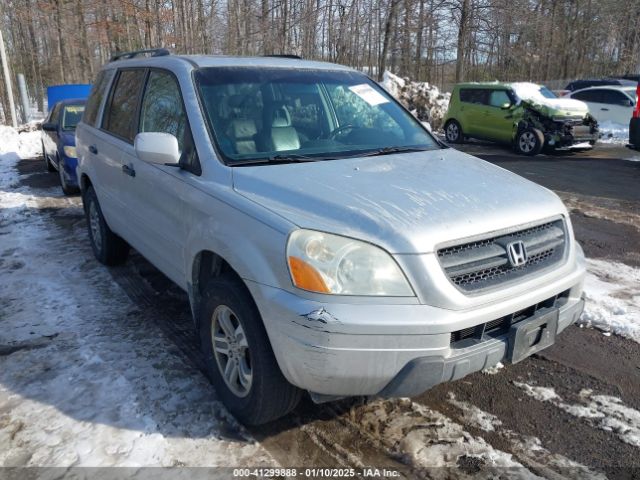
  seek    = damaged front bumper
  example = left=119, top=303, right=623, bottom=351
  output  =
left=245, top=256, right=586, bottom=400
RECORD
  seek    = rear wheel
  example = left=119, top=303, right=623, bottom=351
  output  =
left=199, top=275, right=302, bottom=425
left=515, top=127, right=544, bottom=156
left=444, top=120, right=463, bottom=144
left=83, top=186, right=129, bottom=265
left=43, top=145, right=55, bottom=172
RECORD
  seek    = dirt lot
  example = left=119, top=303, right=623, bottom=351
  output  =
left=2, top=142, right=639, bottom=479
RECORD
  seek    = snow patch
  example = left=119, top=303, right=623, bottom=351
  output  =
left=381, top=71, right=450, bottom=130
left=597, top=121, right=629, bottom=145
left=446, top=394, right=605, bottom=479
left=0, top=125, right=276, bottom=467
left=514, top=383, right=640, bottom=448
left=580, top=259, right=640, bottom=343
left=353, top=398, right=536, bottom=477
left=481, top=361, right=504, bottom=375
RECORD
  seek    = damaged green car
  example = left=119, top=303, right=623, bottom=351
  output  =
left=443, top=82, right=599, bottom=155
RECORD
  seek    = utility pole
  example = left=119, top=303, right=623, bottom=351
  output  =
left=0, top=28, right=18, bottom=128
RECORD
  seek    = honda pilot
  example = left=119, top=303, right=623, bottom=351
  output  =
left=76, top=50, right=586, bottom=425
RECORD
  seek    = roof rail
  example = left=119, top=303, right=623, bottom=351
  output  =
left=263, top=54, right=302, bottom=60
left=110, top=48, right=171, bottom=62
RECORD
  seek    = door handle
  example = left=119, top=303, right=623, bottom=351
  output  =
left=89, top=145, right=98, bottom=154
left=600, top=108, right=609, bottom=111
left=122, top=164, right=136, bottom=177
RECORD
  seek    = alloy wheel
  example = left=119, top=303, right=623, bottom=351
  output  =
left=211, top=305, right=253, bottom=398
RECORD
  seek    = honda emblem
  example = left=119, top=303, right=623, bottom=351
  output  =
left=507, top=241, right=528, bottom=267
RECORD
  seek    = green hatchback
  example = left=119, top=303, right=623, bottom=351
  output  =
left=443, top=82, right=599, bottom=155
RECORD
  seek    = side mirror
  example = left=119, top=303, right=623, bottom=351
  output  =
left=42, top=122, right=57, bottom=132
left=501, top=102, right=512, bottom=110
left=134, top=132, right=180, bottom=166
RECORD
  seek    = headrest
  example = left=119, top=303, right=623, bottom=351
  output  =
left=227, top=94, right=246, bottom=109
left=271, top=105, right=292, bottom=128
left=228, top=119, right=257, bottom=139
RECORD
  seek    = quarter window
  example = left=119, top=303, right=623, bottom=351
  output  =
left=103, top=69, right=146, bottom=141
left=83, top=70, right=110, bottom=126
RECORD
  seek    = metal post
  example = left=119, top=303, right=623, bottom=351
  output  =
left=0, top=29, right=18, bottom=128
left=17, top=73, right=30, bottom=123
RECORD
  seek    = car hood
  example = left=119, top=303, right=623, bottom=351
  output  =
left=522, top=97, right=589, bottom=117
left=232, top=149, right=568, bottom=254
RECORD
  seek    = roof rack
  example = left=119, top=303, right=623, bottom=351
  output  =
left=110, top=48, right=171, bottom=62
left=263, top=54, right=302, bottom=60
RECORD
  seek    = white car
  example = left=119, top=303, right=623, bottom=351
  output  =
left=569, top=86, right=636, bottom=125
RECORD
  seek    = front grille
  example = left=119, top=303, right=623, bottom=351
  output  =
left=450, top=289, right=570, bottom=348
left=438, top=219, right=567, bottom=293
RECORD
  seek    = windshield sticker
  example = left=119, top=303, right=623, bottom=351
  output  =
left=65, top=106, right=85, bottom=113
left=349, top=84, right=389, bottom=106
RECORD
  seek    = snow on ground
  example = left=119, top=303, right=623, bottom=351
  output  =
left=514, top=383, right=640, bottom=448
left=446, top=394, right=605, bottom=479
left=381, top=71, right=451, bottom=130
left=597, top=121, right=629, bottom=145
left=353, top=398, right=538, bottom=479
left=0, top=128, right=276, bottom=467
left=580, top=259, right=640, bottom=343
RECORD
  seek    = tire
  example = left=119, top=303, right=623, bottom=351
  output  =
left=83, top=186, right=129, bottom=265
left=58, top=157, right=79, bottom=196
left=43, top=145, right=55, bottom=172
left=199, top=275, right=302, bottom=425
left=444, top=120, right=464, bottom=143
left=515, top=127, right=544, bottom=156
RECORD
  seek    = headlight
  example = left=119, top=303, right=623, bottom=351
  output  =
left=63, top=146, right=77, bottom=158
left=286, top=229, right=413, bottom=296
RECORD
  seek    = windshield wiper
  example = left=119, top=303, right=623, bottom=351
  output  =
left=234, top=153, right=321, bottom=166
left=359, top=146, right=432, bottom=157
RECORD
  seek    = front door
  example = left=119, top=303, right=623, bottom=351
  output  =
left=483, top=89, right=517, bottom=143
left=119, top=69, right=199, bottom=287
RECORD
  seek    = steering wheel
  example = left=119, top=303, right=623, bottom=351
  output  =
left=328, top=124, right=356, bottom=139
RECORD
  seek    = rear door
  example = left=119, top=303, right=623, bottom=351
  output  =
left=118, top=69, right=199, bottom=286
left=458, top=88, right=490, bottom=138
left=95, top=68, right=148, bottom=238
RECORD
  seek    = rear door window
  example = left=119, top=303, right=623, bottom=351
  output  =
left=459, top=88, right=489, bottom=105
left=103, top=69, right=147, bottom=142
left=572, top=89, right=603, bottom=103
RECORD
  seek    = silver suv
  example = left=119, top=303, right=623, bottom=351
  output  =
left=76, top=50, right=586, bottom=425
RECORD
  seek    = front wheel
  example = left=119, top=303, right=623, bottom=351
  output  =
left=83, top=186, right=129, bottom=265
left=444, top=120, right=463, bottom=143
left=515, top=128, right=544, bottom=156
left=199, top=275, right=302, bottom=425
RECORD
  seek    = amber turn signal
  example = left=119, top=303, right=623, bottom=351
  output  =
left=288, top=256, right=330, bottom=293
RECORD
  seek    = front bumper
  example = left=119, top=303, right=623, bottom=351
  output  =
left=247, top=253, right=586, bottom=398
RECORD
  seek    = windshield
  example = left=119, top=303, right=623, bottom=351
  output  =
left=194, top=67, right=438, bottom=164
left=62, top=104, right=85, bottom=130
left=512, top=83, right=557, bottom=102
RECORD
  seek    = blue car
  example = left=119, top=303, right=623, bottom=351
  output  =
left=42, top=99, right=86, bottom=195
